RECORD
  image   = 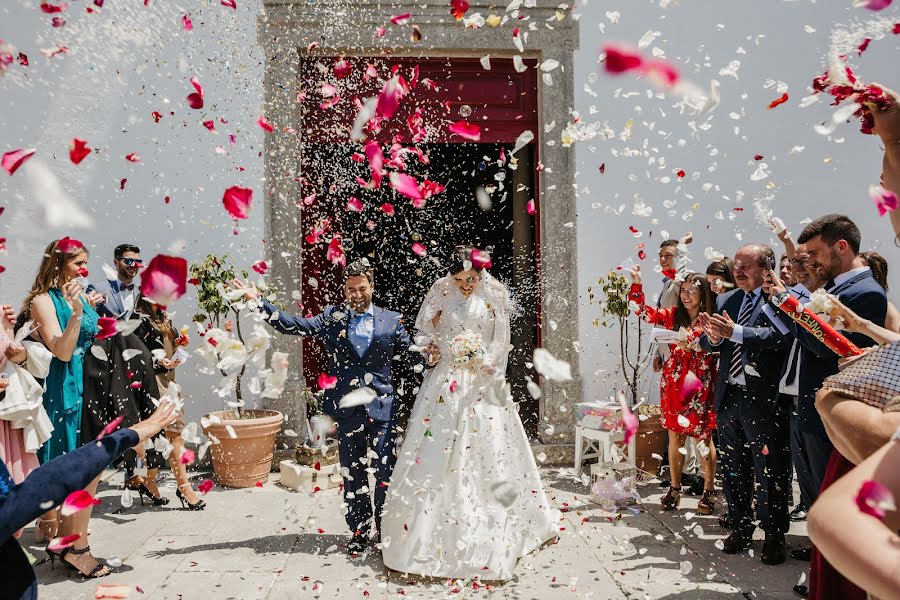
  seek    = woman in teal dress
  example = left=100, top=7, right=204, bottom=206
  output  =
left=20, top=238, right=109, bottom=578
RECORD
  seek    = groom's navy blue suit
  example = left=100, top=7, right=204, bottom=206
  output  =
left=260, top=300, right=420, bottom=538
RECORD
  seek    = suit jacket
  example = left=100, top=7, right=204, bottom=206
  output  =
left=260, top=300, right=418, bottom=422
left=700, top=288, right=788, bottom=411
left=87, top=278, right=135, bottom=319
left=792, top=270, right=886, bottom=436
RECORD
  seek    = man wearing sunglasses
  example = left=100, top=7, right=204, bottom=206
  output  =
left=88, top=244, right=143, bottom=319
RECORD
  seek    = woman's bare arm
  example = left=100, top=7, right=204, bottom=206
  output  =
left=30, top=289, right=83, bottom=362
left=808, top=439, right=900, bottom=600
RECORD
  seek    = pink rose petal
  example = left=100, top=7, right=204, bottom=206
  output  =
left=257, top=115, right=274, bottom=133
left=326, top=237, right=346, bottom=266
left=203, top=120, right=216, bottom=132
left=2, top=148, right=35, bottom=176
left=96, top=317, right=118, bottom=340
left=619, top=397, right=639, bottom=446
left=855, top=479, right=897, bottom=519
left=40, top=2, right=67, bottom=13
left=139, top=255, right=188, bottom=307
left=182, top=14, right=193, bottom=30
left=220, top=0, right=236, bottom=9
left=470, top=248, right=492, bottom=270
left=321, top=83, right=338, bottom=98
left=318, top=372, right=338, bottom=390
left=380, top=202, right=395, bottom=216
left=198, top=479, right=214, bottom=494
left=333, top=58, right=352, bottom=79
left=853, top=0, right=892, bottom=9
left=870, top=184, right=899, bottom=216
left=46, top=534, right=80, bottom=553
left=411, top=242, right=427, bottom=256
left=95, top=584, right=132, bottom=599
left=60, top=490, right=101, bottom=517
left=376, top=77, right=404, bottom=120
left=527, top=199, right=536, bottom=215
left=96, top=414, right=124, bottom=439
left=389, top=172, right=424, bottom=200
left=346, top=196, right=364, bottom=212
left=364, top=141, right=384, bottom=189
left=448, top=120, right=481, bottom=142
left=390, top=12, right=411, bottom=25
left=222, top=185, right=253, bottom=219
left=180, top=448, right=196, bottom=465
left=251, top=260, right=268, bottom=275
left=125, top=152, right=140, bottom=163
left=186, top=76, right=204, bottom=110
left=680, top=371, right=702, bottom=402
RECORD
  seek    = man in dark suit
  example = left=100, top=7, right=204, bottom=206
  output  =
left=87, top=243, right=143, bottom=319
left=786, top=215, right=886, bottom=599
left=699, top=243, right=790, bottom=565
left=234, top=260, right=438, bottom=555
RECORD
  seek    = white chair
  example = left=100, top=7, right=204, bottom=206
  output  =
left=574, top=426, right=637, bottom=478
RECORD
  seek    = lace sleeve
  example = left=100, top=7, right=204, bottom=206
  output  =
left=482, top=276, right=512, bottom=374
left=414, top=275, right=454, bottom=343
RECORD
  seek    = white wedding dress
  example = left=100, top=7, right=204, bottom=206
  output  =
left=380, top=274, right=559, bottom=581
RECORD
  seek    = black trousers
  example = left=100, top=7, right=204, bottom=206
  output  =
left=336, top=415, right=397, bottom=538
left=791, top=417, right=833, bottom=507
left=718, top=385, right=791, bottom=537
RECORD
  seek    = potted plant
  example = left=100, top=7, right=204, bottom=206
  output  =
left=591, top=271, right=666, bottom=472
left=191, top=254, right=284, bottom=488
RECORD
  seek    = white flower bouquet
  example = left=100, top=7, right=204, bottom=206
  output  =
left=448, top=330, right=486, bottom=372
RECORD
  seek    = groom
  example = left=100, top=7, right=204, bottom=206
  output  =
left=234, top=260, right=438, bottom=554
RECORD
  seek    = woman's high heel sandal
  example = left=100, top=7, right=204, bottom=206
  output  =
left=55, top=545, right=111, bottom=578
left=697, top=490, right=717, bottom=515
left=125, top=481, right=169, bottom=506
left=176, top=487, right=206, bottom=511
left=660, top=486, right=682, bottom=511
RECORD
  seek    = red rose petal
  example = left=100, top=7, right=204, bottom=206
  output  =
left=140, top=255, right=188, bottom=306
left=222, top=185, right=253, bottom=219
left=187, top=76, right=204, bottom=109
left=60, top=490, right=101, bottom=516
left=767, top=93, right=789, bottom=109
left=69, top=138, right=91, bottom=164
left=2, top=148, right=36, bottom=176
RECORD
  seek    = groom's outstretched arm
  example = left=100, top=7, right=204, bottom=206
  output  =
left=259, top=299, right=328, bottom=337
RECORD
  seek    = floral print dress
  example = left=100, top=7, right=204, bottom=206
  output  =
left=629, top=283, right=717, bottom=439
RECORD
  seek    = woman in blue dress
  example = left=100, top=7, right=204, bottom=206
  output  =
left=20, top=238, right=108, bottom=578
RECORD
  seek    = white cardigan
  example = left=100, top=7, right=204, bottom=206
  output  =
left=0, top=340, right=54, bottom=453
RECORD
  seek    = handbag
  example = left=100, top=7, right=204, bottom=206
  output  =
left=821, top=342, right=900, bottom=412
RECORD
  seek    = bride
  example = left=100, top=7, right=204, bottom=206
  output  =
left=380, top=246, right=559, bottom=580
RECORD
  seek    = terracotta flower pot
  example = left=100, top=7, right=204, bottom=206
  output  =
left=634, top=415, right=668, bottom=474
left=202, top=409, right=283, bottom=488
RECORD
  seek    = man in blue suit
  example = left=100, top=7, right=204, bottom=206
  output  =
left=234, top=260, right=438, bottom=554
left=699, top=243, right=790, bottom=565
left=782, top=215, right=886, bottom=598
left=87, top=243, right=143, bottom=319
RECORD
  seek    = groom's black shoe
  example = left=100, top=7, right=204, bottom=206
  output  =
left=347, top=536, right=368, bottom=555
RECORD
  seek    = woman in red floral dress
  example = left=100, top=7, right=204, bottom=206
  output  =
left=629, top=266, right=719, bottom=514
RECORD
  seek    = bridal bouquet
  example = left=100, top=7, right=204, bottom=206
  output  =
left=448, top=330, right=486, bottom=372
left=673, top=326, right=701, bottom=353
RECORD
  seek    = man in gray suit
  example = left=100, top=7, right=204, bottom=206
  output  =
left=88, top=244, right=143, bottom=319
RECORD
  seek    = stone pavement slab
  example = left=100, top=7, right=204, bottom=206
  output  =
left=31, top=467, right=805, bottom=599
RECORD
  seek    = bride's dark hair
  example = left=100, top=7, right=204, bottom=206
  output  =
left=450, top=245, right=488, bottom=275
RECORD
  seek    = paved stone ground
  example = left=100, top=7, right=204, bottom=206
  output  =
left=30, top=468, right=809, bottom=600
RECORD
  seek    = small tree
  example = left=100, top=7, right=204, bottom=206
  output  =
left=590, top=271, right=654, bottom=407
left=190, top=254, right=247, bottom=417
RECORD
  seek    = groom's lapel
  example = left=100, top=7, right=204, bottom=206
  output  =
left=360, top=306, right=385, bottom=362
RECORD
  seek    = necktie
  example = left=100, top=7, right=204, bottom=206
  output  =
left=729, top=292, right=757, bottom=381
left=784, top=340, right=800, bottom=386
